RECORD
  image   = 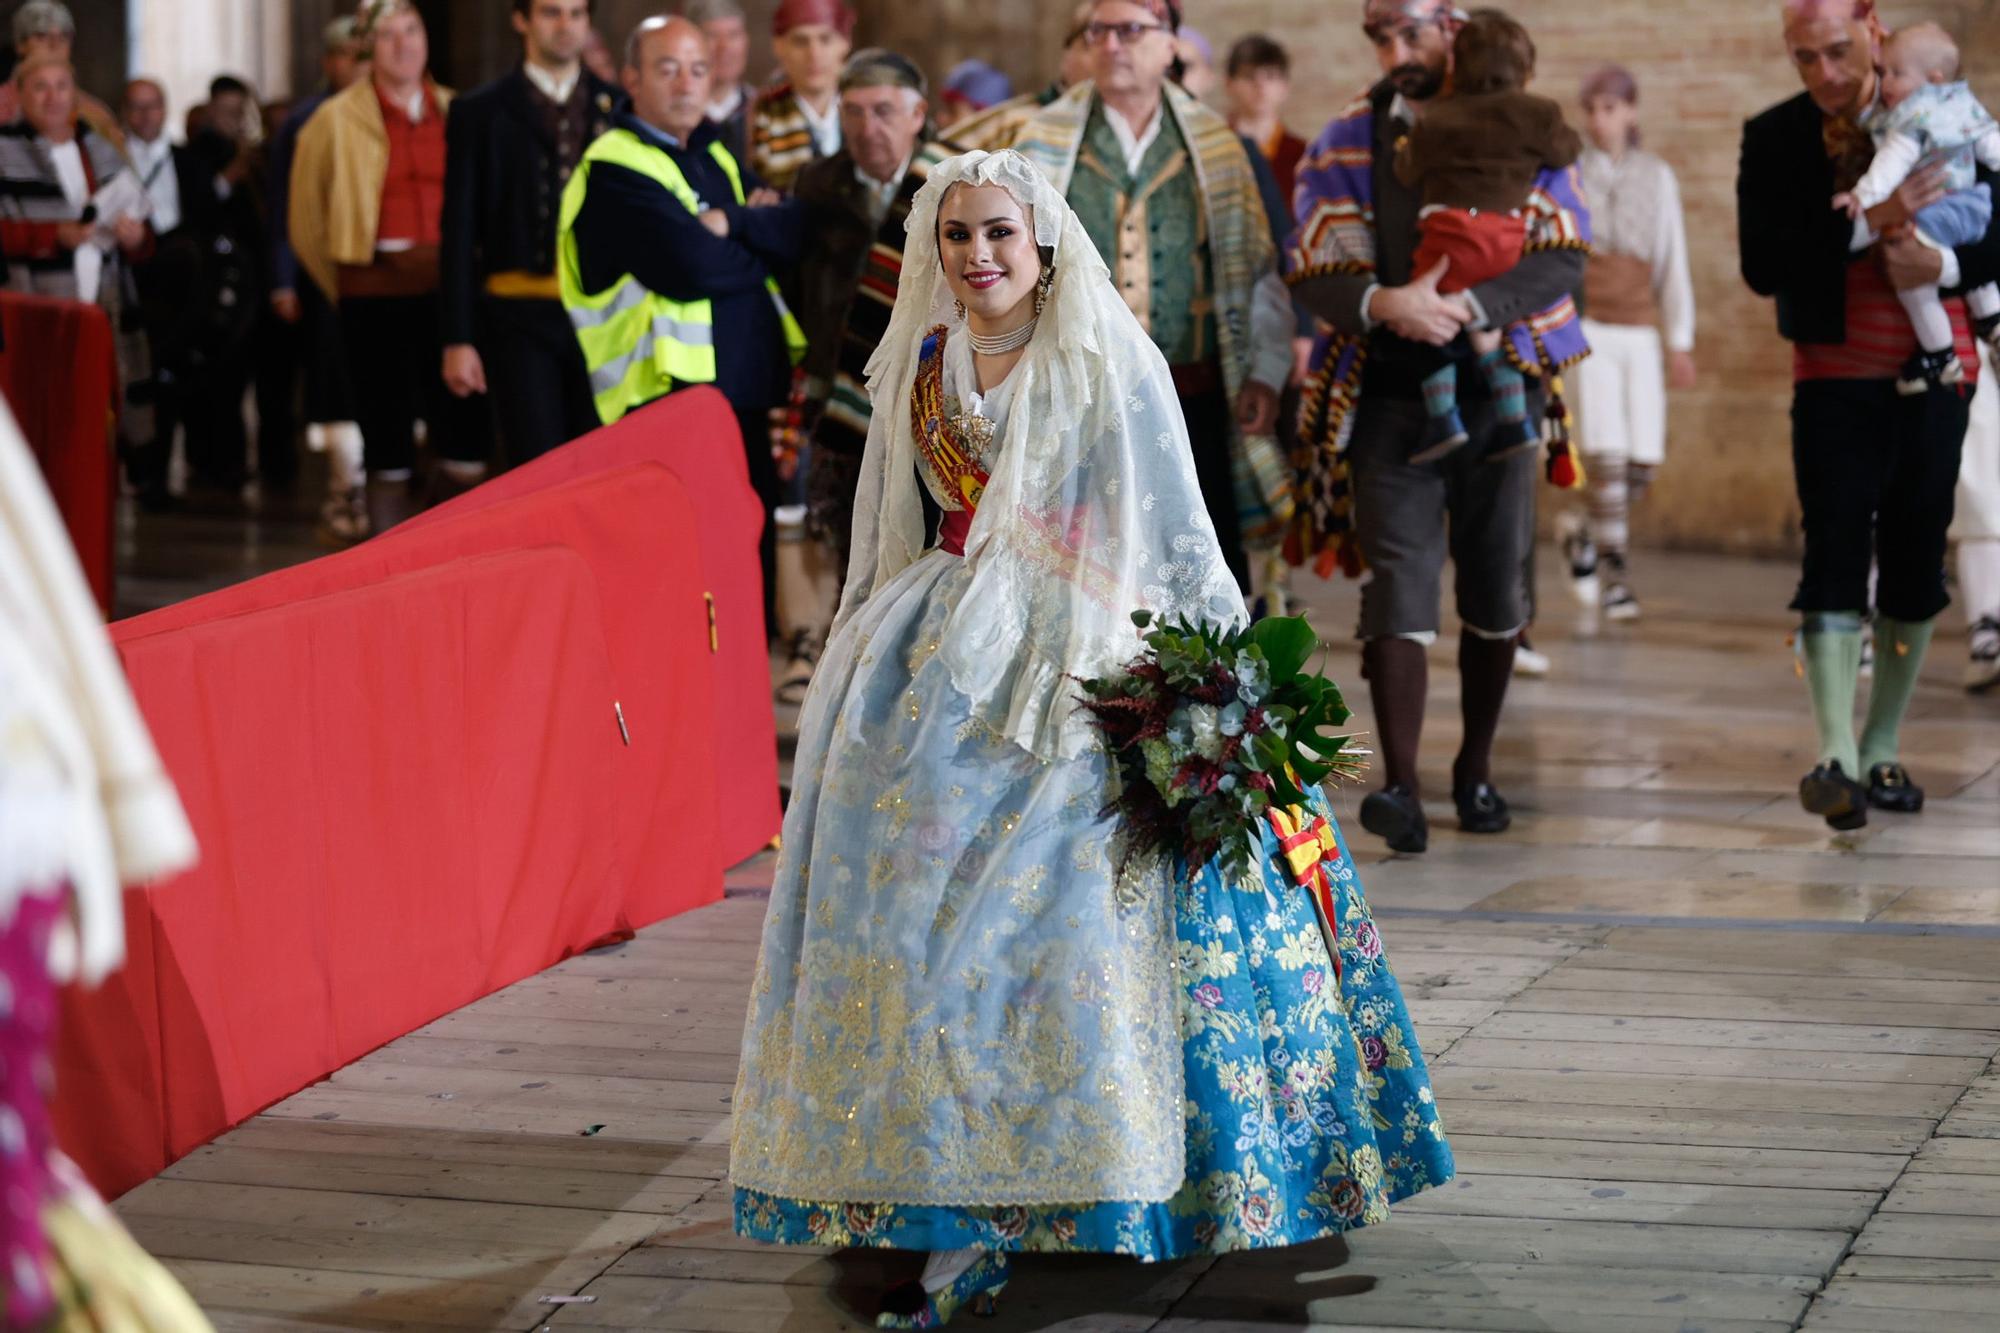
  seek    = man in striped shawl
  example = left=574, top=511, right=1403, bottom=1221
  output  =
left=772, top=49, right=954, bottom=701
left=1012, top=0, right=1296, bottom=594
left=1286, top=0, right=1591, bottom=855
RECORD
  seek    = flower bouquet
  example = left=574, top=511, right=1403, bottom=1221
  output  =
left=1076, top=611, right=1369, bottom=884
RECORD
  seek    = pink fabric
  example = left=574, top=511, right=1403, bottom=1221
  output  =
left=2, top=890, right=64, bottom=1328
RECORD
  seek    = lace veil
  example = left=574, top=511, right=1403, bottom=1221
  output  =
left=836, top=149, right=1246, bottom=760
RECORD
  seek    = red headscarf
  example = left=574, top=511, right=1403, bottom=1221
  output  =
left=771, top=0, right=856, bottom=38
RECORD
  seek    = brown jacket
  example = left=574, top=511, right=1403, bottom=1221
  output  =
left=1394, top=89, right=1582, bottom=215
left=287, top=76, right=454, bottom=302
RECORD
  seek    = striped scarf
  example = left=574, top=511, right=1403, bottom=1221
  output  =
left=1285, top=89, right=1594, bottom=578
left=748, top=84, right=821, bottom=192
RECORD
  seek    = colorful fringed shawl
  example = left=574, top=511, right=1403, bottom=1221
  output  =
left=1286, top=89, right=1594, bottom=577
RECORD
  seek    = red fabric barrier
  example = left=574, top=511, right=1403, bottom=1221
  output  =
left=55, top=547, right=630, bottom=1193
left=56, top=468, right=724, bottom=1197
left=0, top=291, right=117, bottom=611
left=399, top=387, right=780, bottom=864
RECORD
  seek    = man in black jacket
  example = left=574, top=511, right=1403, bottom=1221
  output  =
left=1738, top=0, right=2000, bottom=829
left=122, top=76, right=224, bottom=507
left=439, top=0, right=617, bottom=470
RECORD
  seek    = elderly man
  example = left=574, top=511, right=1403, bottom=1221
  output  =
left=559, top=14, right=805, bottom=629
left=748, top=0, right=853, bottom=191
left=0, top=57, right=148, bottom=299
left=291, top=0, right=484, bottom=533
left=688, top=0, right=756, bottom=163
left=268, top=16, right=368, bottom=540
left=121, top=77, right=230, bottom=506
left=0, top=2, right=121, bottom=148
left=439, top=0, right=617, bottom=469
left=1013, top=0, right=1293, bottom=593
left=771, top=49, right=952, bottom=700
left=1285, top=0, right=1591, bottom=854
left=1739, top=0, right=2000, bottom=826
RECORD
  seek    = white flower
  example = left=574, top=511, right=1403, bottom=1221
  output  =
left=1187, top=704, right=1226, bottom=761
left=1143, top=493, right=1157, bottom=511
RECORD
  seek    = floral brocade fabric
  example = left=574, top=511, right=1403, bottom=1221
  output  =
left=734, top=787, right=1454, bottom=1261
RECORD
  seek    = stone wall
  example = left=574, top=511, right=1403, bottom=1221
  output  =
left=861, top=0, right=2000, bottom=557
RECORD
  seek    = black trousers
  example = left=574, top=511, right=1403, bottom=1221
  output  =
left=726, top=397, right=780, bottom=638
left=182, top=347, right=253, bottom=490
left=301, top=279, right=356, bottom=424
left=1177, top=381, right=1251, bottom=593
left=253, top=304, right=300, bottom=490
left=1791, top=377, right=1966, bottom=623
left=478, top=295, right=599, bottom=467
left=339, top=292, right=490, bottom=474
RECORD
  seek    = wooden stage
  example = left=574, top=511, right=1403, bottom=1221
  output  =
left=111, top=551, right=2000, bottom=1331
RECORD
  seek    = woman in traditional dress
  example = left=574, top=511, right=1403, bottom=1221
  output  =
left=1560, top=65, right=1697, bottom=621
left=729, top=149, right=1453, bottom=1329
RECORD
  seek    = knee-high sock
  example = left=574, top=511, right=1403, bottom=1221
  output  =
left=1478, top=347, right=1529, bottom=425
left=1362, top=637, right=1428, bottom=794
left=1968, top=282, right=2000, bottom=323
left=1421, top=362, right=1459, bottom=422
left=1587, top=455, right=1631, bottom=557
left=1801, top=611, right=1864, bottom=774
left=1454, top=631, right=1516, bottom=791
left=1896, top=284, right=1957, bottom=354
left=1860, top=615, right=1936, bottom=772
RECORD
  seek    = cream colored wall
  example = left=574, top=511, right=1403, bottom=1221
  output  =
left=131, top=0, right=291, bottom=135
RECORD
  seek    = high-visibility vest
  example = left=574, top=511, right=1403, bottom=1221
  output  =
left=557, top=128, right=806, bottom=425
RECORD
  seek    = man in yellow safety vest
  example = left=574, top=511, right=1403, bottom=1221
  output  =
left=558, top=13, right=806, bottom=624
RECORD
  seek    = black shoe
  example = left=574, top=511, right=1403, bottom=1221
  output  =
left=1360, top=785, right=1429, bottom=854
left=1481, top=415, right=1542, bottom=463
left=1866, top=762, right=1925, bottom=813
left=1409, top=409, right=1469, bottom=465
left=1895, top=348, right=1966, bottom=395
left=1799, top=759, right=1869, bottom=830
left=1453, top=782, right=1512, bottom=834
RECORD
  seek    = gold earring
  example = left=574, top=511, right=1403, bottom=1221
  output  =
left=1034, top=266, right=1054, bottom=316
left=954, top=299, right=967, bottom=321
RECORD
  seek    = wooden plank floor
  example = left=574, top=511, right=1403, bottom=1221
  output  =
left=111, top=551, right=2000, bottom=1331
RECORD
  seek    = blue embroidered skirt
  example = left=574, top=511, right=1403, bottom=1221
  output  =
left=734, top=794, right=1454, bottom=1261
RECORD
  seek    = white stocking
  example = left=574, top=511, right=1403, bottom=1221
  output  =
left=919, top=1247, right=983, bottom=1293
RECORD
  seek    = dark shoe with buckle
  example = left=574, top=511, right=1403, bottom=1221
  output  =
left=1895, top=348, right=1966, bottom=396
left=1799, top=759, right=1869, bottom=830
left=1360, top=785, right=1429, bottom=854
left=1453, top=782, right=1513, bottom=834
left=1866, top=762, right=1925, bottom=813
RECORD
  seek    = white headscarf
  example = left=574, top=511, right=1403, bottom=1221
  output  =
left=838, top=148, right=1245, bottom=760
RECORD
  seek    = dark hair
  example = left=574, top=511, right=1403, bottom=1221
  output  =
left=513, top=0, right=594, bottom=15
left=209, top=74, right=251, bottom=99
left=1225, top=33, right=1289, bottom=80
left=1451, top=9, right=1535, bottom=96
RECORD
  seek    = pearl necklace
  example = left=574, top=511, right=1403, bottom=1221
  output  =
left=966, top=316, right=1038, bottom=356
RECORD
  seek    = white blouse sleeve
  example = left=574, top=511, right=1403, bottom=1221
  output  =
left=1652, top=161, right=1697, bottom=353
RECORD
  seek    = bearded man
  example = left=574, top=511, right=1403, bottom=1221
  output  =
left=1285, top=0, right=1592, bottom=854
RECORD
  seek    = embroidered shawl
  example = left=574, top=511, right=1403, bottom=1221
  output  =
left=749, top=82, right=824, bottom=192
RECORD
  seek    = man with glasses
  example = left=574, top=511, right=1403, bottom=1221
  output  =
left=1014, top=0, right=1293, bottom=593
left=1284, top=0, right=1591, bottom=854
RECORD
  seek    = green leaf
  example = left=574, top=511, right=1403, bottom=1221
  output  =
left=1131, top=609, right=1154, bottom=629
left=1247, top=616, right=1317, bottom=681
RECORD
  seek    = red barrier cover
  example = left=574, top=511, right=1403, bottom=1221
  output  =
left=56, top=468, right=724, bottom=1196
left=0, top=292, right=117, bottom=612
left=399, top=387, right=780, bottom=864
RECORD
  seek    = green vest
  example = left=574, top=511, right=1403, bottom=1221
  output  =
left=558, top=128, right=806, bottom=425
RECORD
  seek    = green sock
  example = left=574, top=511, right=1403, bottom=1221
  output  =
left=1421, top=363, right=1458, bottom=421
left=1859, top=615, right=1936, bottom=774
left=1800, top=612, right=1864, bottom=774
